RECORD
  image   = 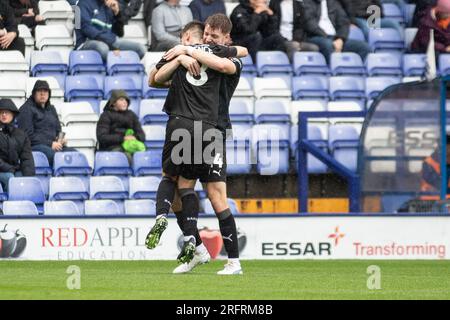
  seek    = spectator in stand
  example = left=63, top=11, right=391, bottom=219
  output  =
left=302, top=0, right=371, bottom=62
left=0, top=99, right=35, bottom=193
left=0, top=0, right=26, bottom=56
left=411, top=1, right=450, bottom=54
left=338, top=0, right=403, bottom=39
left=119, top=0, right=143, bottom=23
left=269, top=0, right=319, bottom=60
left=97, top=90, right=146, bottom=163
left=189, top=0, right=226, bottom=23
left=75, top=0, right=146, bottom=61
left=151, top=0, right=193, bottom=51
left=230, top=0, right=294, bottom=61
left=17, top=80, right=77, bottom=166
left=412, top=0, right=437, bottom=27
left=9, top=0, right=46, bottom=34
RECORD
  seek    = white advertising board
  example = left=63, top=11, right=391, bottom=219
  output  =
left=0, top=216, right=449, bottom=260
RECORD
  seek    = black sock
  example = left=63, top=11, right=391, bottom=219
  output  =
left=176, top=210, right=203, bottom=246
left=179, top=189, right=199, bottom=240
left=156, top=177, right=176, bottom=218
left=218, top=209, right=239, bottom=259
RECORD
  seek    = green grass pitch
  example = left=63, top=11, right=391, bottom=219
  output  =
left=0, top=260, right=449, bottom=300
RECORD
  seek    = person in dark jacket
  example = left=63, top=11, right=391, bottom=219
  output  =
left=119, top=0, right=143, bottom=24
left=96, top=90, right=145, bottom=163
left=411, top=5, right=450, bottom=54
left=269, top=0, right=319, bottom=60
left=0, top=99, right=35, bottom=192
left=412, top=0, right=437, bottom=27
left=230, top=0, right=290, bottom=61
left=0, top=0, right=26, bottom=56
left=338, top=0, right=403, bottom=39
left=302, top=0, right=371, bottom=62
left=75, top=0, right=146, bottom=61
left=8, top=0, right=46, bottom=33
left=189, top=0, right=226, bottom=23
left=17, top=80, right=76, bottom=166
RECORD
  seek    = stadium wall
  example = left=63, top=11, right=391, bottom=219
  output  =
left=1, top=216, right=450, bottom=260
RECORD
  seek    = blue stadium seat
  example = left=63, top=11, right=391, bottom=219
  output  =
left=90, top=176, right=128, bottom=200
left=139, top=99, right=168, bottom=125
left=382, top=3, right=404, bottom=25
left=33, top=151, right=52, bottom=176
left=65, top=75, right=104, bottom=107
left=8, top=177, right=46, bottom=213
left=254, top=100, right=291, bottom=138
left=403, top=54, right=426, bottom=77
left=226, top=125, right=252, bottom=175
left=44, top=201, right=82, bottom=215
left=241, top=55, right=257, bottom=76
left=142, top=76, right=169, bottom=99
left=33, top=151, right=52, bottom=198
left=143, top=125, right=165, bottom=149
left=292, top=76, right=329, bottom=100
left=125, top=199, right=156, bottom=215
left=365, top=77, right=400, bottom=100
left=369, top=28, right=404, bottom=51
left=69, top=50, right=105, bottom=75
left=85, top=200, right=123, bottom=215
left=329, top=76, right=366, bottom=102
left=439, top=54, right=450, bottom=76
left=132, top=151, right=163, bottom=176
left=328, top=125, right=360, bottom=172
left=348, top=25, right=365, bottom=41
left=256, top=51, right=293, bottom=77
left=229, top=99, right=254, bottom=127
left=104, top=76, right=142, bottom=100
left=366, top=53, right=403, bottom=76
left=94, top=152, right=132, bottom=176
left=290, top=125, right=328, bottom=173
left=293, top=52, right=330, bottom=76
left=49, top=177, right=89, bottom=201
left=330, top=52, right=366, bottom=76
left=129, top=176, right=160, bottom=199
left=54, top=152, right=92, bottom=176
left=107, top=51, right=145, bottom=75
left=252, top=124, right=290, bottom=175
left=2, top=201, right=39, bottom=216
left=31, top=51, right=68, bottom=77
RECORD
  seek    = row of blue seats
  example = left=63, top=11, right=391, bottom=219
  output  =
left=1, top=199, right=157, bottom=216
left=32, top=50, right=450, bottom=82
left=30, top=120, right=359, bottom=178
left=0, top=197, right=239, bottom=216
left=249, top=52, right=450, bottom=78
left=32, top=151, right=162, bottom=177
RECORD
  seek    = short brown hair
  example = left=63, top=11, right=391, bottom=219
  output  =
left=205, top=13, right=232, bottom=34
left=181, top=21, right=205, bottom=39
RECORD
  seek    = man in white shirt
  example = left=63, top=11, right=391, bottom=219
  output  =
left=151, top=0, right=193, bottom=51
left=302, top=0, right=371, bottom=61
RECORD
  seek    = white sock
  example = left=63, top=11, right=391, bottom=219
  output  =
left=196, top=243, right=207, bottom=254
